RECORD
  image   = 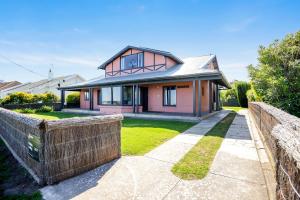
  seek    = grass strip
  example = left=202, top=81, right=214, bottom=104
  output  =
left=172, top=112, right=236, bottom=180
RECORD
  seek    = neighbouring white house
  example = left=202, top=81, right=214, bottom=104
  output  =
left=0, top=70, right=85, bottom=98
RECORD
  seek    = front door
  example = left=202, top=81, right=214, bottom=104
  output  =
left=140, top=87, right=148, bottom=112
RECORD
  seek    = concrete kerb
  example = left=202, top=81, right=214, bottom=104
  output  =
left=248, top=111, right=276, bottom=200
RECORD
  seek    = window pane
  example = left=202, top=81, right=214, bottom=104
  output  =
left=84, top=91, right=89, bottom=101
left=138, top=53, right=144, bottom=67
left=122, top=54, right=138, bottom=70
left=121, top=57, right=125, bottom=70
left=170, top=88, right=176, bottom=105
left=112, top=87, right=121, bottom=105
left=163, top=86, right=176, bottom=106
left=122, top=86, right=133, bottom=105
left=101, top=87, right=111, bottom=104
left=164, top=87, right=168, bottom=105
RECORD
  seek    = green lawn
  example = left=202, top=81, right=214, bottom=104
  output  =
left=172, top=112, right=236, bottom=180
left=223, top=106, right=246, bottom=112
left=122, top=118, right=195, bottom=155
left=17, top=111, right=195, bottom=156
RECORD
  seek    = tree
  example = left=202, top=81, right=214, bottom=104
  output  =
left=248, top=30, right=300, bottom=117
left=235, top=81, right=250, bottom=108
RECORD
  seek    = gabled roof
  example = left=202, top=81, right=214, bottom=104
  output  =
left=1, top=75, right=85, bottom=93
left=98, top=45, right=184, bottom=70
left=0, top=81, right=21, bottom=91
left=62, top=55, right=231, bottom=90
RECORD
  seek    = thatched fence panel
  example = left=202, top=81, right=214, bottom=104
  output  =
left=249, top=102, right=300, bottom=200
left=0, top=108, right=122, bottom=185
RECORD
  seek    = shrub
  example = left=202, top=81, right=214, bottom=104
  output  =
left=40, top=92, right=59, bottom=103
left=248, top=30, right=300, bottom=117
left=19, top=108, right=36, bottom=114
left=1, top=92, right=33, bottom=105
left=66, top=92, right=80, bottom=104
left=36, top=105, right=53, bottom=113
left=235, top=81, right=250, bottom=108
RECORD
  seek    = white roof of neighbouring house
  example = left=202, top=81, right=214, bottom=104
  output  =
left=1, top=74, right=85, bottom=97
left=61, top=55, right=231, bottom=90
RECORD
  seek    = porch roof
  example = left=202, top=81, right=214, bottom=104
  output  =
left=60, top=55, right=231, bottom=90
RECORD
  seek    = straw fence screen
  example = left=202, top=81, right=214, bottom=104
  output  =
left=249, top=102, right=300, bottom=200
left=0, top=108, right=122, bottom=185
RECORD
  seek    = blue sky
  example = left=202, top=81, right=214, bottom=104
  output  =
left=0, top=0, right=299, bottom=83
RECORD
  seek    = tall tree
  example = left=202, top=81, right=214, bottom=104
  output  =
left=248, top=31, right=300, bottom=117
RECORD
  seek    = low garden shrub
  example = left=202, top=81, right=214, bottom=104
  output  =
left=17, top=108, right=36, bottom=114
left=66, top=92, right=80, bottom=104
left=36, top=105, right=53, bottom=113
left=1, top=92, right=59, bottom=105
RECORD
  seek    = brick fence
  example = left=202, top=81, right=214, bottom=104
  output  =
left=249, top=102, right=300, bottom=200
left=0, top=108, right=122, bottom=185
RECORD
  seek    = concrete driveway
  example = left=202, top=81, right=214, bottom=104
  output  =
left=41, top=110, right=269, bottom=200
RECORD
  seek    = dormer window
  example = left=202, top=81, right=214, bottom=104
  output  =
left=121, top=53, right=144, bottom=70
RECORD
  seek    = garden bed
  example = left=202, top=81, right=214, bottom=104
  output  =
left=0, top=138, right=41, bottom=200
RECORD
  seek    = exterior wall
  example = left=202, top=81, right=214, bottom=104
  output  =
left=105, top=48, right=177, bottom=77
left=80, top=80, right=212, bottom=115
left=93, top=88, right=100, bottom=110
left=146, top=81, right=210, bottom=114
left=147, top=82, right=192, bottom=113
left=98, top=105, right=142, bottom=114
left=80, top=90, right=90, bottom=109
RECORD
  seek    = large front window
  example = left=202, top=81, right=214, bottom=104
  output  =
left=100, top=86, right=121, bottom=105
left=163, top=86, right=176, bottom=106
left=121, top=53, right=144, bottom=70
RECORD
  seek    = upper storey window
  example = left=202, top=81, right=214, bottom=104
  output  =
left=121, top=53, right=144, bottom=70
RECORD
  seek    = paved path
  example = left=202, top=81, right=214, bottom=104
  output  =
left=41, top=110, right=269, bottom=200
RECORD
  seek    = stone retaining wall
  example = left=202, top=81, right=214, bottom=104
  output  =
left=0, top=108, right=122, bottom=185
left=249, top=102, right=300, bottom=200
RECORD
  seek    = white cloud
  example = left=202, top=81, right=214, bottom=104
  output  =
left=223, top=17, right=257, bottom=33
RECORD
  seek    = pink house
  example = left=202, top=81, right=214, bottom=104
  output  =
left=60, top=46, right=230, bottom=117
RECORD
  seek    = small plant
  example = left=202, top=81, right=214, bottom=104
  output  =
left=20, top=108, right=36, bottom=114
left=36, top=105, right=53, bottom=113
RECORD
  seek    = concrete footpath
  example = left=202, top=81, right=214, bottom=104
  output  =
left=41, top=110, right=270, bottom=200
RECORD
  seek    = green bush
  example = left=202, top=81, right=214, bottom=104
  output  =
left=248, top=30, right=300, bottom=117
left=40, top=92, right=59, bottom=103
left=1, top=92, right=34, bottom=105
left=36, top=105, right=53, bottom=113
left=66, top=92, right=80, bottom=104
left=18, top=108, right=36, bottom=114
left=235, top=81, right=250, bottom=108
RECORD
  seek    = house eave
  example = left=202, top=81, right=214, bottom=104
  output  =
left=59, top=72, right=230, bottom=91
